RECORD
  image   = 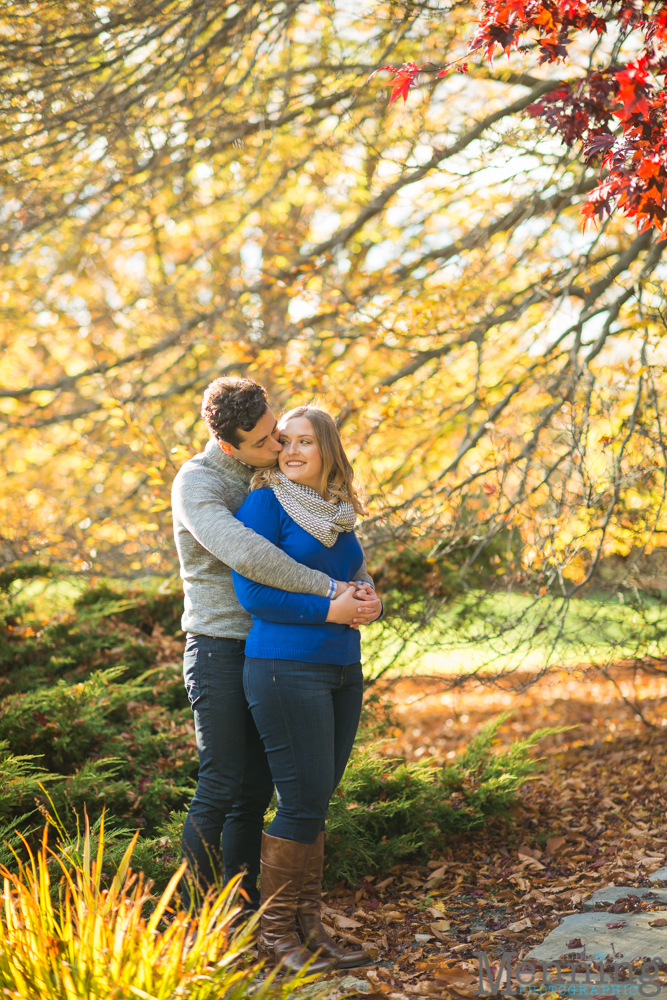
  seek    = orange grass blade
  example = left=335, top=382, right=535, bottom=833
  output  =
left=94, top=809, right=105, bottom=892
left=110, top=829, right=139, bottom=896
left=82, top=809, right=91, bottom=880
left=146, top=860, right=187, bottom=933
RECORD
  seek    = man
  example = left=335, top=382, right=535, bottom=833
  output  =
left=171, top=376, right=381, bottom=909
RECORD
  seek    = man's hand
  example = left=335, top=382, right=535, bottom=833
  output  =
left=350, top=582, right=382, bottom=625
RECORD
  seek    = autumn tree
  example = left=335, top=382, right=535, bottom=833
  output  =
left=1, top=1, right=667, bottom=677
left=381, top=0, right=667, bottom=232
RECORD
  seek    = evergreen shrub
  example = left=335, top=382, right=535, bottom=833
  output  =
left=0, top=567, right=565, bottom=889
left=323, top=713, right=565, bottom=884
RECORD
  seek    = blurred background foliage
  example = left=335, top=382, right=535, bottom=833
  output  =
left=2, top=1, right=667, bottom=674
left=2, top=0, right=667, bottom=896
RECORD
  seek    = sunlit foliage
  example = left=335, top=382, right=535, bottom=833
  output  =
left=1, top=2, right=666, bottom=670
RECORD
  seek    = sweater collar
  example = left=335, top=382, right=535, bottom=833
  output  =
left=205, top=437, right=254, bottom=484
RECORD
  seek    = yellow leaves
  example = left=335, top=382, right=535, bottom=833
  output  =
left=0, top=8, right=663, bottom=595
left=96, top=525, right=127, bottom=544
left=148, top=498, right=170, bottom=513
left=32, top=390, right=55, bottom=406
left=146, top=456, right=167, bottom=485
left=101, top=398, right=124, bottom=413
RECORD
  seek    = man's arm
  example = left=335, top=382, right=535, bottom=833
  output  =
left=173, top=468, right=334, bottom=598
left=231, top=492, right=378, bottom=626
left=351, top=554, right=383, bottom=624
left=230, top=489, right=329, bottom=623
left=352, top=555, right=374, bottom=587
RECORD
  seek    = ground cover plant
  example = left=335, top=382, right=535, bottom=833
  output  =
left=0, top=567, right=564, bottom=894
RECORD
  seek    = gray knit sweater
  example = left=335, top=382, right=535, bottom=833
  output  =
left=172, top=438, right=372, bottom=638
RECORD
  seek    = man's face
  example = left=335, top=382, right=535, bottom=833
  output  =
left=219, top=406, right=282, bottom=468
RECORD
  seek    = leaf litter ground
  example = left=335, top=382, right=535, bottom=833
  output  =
left=319, top=667, right=667, bottom=999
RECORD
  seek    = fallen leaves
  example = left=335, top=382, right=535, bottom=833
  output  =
left=608, top=894, right=641, bottom=912
left=319, top=666, right=667, bottom=997
left=507, top=918, right=533, bottom=932
left=334, top=914, right=362, bottom=930
left=429, top=919, right=452, bottom=934
left=429, top=965, right=478, bottom=996
left=547, top=836, right=567, bottom=854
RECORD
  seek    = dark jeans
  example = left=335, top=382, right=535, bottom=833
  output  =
left=181, top=634, right=274, bottom=908
left=243, top=657, right=363, bottom=844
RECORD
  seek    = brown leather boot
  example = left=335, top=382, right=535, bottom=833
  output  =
left=297, top=832, right=371, bottom=969
left=259, top=832, right=332, bottom=973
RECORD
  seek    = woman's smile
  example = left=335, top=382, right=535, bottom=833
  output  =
left=278, top=416, right=324, bottom=493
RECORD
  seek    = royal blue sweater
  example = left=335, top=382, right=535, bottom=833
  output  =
left=231, top=487, right=364, bottom=665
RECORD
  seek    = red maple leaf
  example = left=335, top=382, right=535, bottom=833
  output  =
left=615, top=61, right=650, bottom=119
left=378, top=62, right=422, bottom=104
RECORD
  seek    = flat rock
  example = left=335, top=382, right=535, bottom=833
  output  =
left=584, top=886, right=667, bottom=911
left=334, top=977, right=370, bottom=994
left=527, top=911, right=667, bottom=963
left=651, top=868, right=667, bottom=882
left=296, top=976, right=371, bottom=1000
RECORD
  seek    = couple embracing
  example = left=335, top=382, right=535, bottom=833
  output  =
left=171, top=376, right=382, bottom=972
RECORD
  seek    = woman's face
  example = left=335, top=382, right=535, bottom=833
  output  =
left=278, top=416, right=323, bottom=493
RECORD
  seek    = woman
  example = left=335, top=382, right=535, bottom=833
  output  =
left=231, top=406, right=379, bottom=973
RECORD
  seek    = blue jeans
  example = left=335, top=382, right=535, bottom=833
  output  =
left=181, top=635, right=274, bottom=908
left=243, top=657, right=364, bottom=844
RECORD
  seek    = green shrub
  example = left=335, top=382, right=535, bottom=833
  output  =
left=322, top=713, right=568, bottom=885
left=0, top=569, right=185, bottom=696
left=0, top=612, right=159, bottom=694
left=74, top=583, right=183, bottom=635
left=0, top=668, right=196, bottom=837
left=0, top=742, right=56, bottom=867
left=32, top=711, right=563, bottom=893
left=0, top=574, right=568, bottom=891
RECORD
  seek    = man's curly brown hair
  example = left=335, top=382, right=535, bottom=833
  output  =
left=201, top=376, right=268, bottom=448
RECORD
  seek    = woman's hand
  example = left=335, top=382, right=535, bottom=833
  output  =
left=350, top=582, right=382, bottom=625
left=326, top=585, right=367, bottom=625
left=326, top=584, right=382, bottom=626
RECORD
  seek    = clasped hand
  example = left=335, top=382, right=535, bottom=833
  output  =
left=325, top=581, right=381, bottom=628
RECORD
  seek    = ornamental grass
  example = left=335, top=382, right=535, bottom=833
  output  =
left=0, top=815, right=318, bottom=1000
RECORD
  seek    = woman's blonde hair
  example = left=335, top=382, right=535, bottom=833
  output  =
left=250, top=406, right=366, bottom=515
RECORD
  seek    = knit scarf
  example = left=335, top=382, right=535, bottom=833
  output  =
left=270, top=471, right=356, bottom=547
